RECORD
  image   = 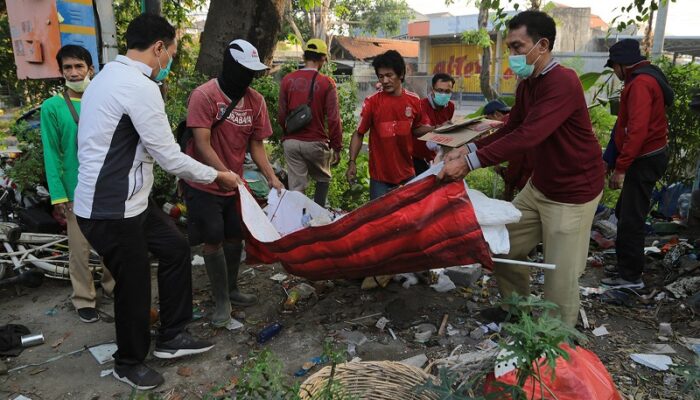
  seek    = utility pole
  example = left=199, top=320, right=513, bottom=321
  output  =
left=651, top=0, right=670, bottom=59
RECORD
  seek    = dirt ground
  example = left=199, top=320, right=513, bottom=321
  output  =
left=1, top=235, right=698, bottom=400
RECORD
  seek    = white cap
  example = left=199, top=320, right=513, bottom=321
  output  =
left=228, top=39, right=268, bottom=71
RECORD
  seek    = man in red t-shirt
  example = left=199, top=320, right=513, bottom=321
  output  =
left=185, top=39, right=283, bottom=328
left=278, top=38, right=342, bottom=206
left=346, top=50, right=432, bottom=200
left=415, top=73, right=456, bottom=175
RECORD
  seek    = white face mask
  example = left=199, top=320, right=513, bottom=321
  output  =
left=65, top=75, right=91, bottom=93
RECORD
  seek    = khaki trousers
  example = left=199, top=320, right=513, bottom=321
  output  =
left=494, top=181, right=601, bottom=326
left=283, top=139, right=332, bottom=192
left=66, top=207, right=115, bottom=309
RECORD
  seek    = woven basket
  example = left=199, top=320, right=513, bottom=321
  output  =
left=299, top=361, right=439, bottom=400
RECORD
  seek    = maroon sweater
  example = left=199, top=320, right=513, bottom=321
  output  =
left=278, top=69, right=343, bottom=151
left=474, top=64, right=604, bottom=204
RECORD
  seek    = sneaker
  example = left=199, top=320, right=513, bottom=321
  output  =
left=603, top=265, right=619, bottom=275
left=77, top=307, right=100, bottom=323
left=153, top=332, right=214, bottom=359
left=113, top=364, right=164, bottom=390
left=600, top=277, right=645, bottom=289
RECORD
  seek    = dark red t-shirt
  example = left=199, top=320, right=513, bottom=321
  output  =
left=357, top=89, right=430, bottom=184
left=475, top=64, right=604, bottom=204
left=278, top=69, right=343, bottom=151
left=414, top=97, right=455, bottom=160
left=185, top=79, right=272, bottom=196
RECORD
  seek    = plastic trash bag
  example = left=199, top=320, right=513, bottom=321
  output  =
left=484, top=344, right=622, bottom=400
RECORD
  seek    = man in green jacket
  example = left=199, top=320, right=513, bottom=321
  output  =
left=41, top=45, right=114, bottom=323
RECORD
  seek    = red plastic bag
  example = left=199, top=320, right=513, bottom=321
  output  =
left=244, top=176, right=493, bottom=281
left=484, top=344, right=622, bottom=400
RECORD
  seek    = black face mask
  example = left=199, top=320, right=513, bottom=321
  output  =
left=218, top=46, right=255, bottom=100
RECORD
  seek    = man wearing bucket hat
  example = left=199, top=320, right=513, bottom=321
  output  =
left=183, top=39, right=283, bottom=328
left=278, top=38, right=342, bottom=206
left=600, top=38, right=673, bottom=290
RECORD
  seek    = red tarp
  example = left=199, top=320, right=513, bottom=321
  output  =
left=244, top=176, right=493, bottom=281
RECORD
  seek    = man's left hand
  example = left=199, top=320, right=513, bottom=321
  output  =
left=437, top=156, right=471, bottom=182
left=609, top=171, right=625, bottom=189
left=269, top=176, right=284, bottom=194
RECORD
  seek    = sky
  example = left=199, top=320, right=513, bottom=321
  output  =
left=405, top=0, right=700, bottom=36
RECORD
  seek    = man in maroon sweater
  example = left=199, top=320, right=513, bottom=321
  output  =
left=278, top=39, right=342, bottom=206
left=601, top=39, right=672, bottom=290
left=439, top=11, right=605, bottom=327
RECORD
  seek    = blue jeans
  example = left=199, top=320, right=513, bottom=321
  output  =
left=370, top=178, right=410, bottom=200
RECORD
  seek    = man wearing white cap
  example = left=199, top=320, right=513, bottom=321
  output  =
left=183, top=39, right=283, bottom=328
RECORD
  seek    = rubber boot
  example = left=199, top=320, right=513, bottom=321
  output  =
left=223, top=241, right=257, bottom=307
left=203, top=249, right=232, bottom=327
left=314, top=181, right=330, bottom=207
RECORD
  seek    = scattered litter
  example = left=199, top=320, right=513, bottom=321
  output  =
left=580, top=286, right=608, bottom=296
left=176, top=366, right=192, bottom=377
left=639, top=344, right=676, bottom=354
left=438, top=314, right=449, bottom=337
left=393, top=273, right=419, bottom=289
left=294, top=356, right=327, bottom=377
left=192, top=307, right=205, bottom=320
left=191, top=255, right=204, bottom=266
left=413, top=323, right=437, bottom=343
left=654, top=292, right=667, bottom=302
left=644, top=246, right=662, bottom=255
left=446, top=324, right=460, bottom=337
left=269, top=273, right=288, bottom=282
left=349, top=357, right=362, bottom=363
left=580, top=308, right=590, bottom=329
left=591, top=231, right=615, bottom=249
left=341, top=331, right=368, bottom=346
left=430, top=273, right=456, bottom=293
left=44, top=308, right=58, bottom=316
left=630, top=353, right=673, bottom=371
left=100, top=369, right=113, bottom=378
left=601, top=289, right=634, bottom=307
left=665, top=276, right=700, bottom=298
left=658, top=323, right=673, bottom=337
left=375, top=317, right=389, bottom=330
left=347, top=343, right=357, bottom=357
left=444, top=265, right=483, bottom=287
left=478, top=339, right=498, bottom=350
left=226, top=319, right=244, bottom=331
left=470, top=326, right=487, bottom=340
left=593, top=219, right=617, bottom=238
left=51, top=332, right=71, bottom=349
left=663, top=374, right=677, bottom=387
left=486, top=322, right=501, bottom=333
left=400, top=353, right=428, bottom=368
left=592, top=325, right=609, bottom=337
left=13, top=395, right=32, bottom=400
left=679, top=337, right=700, bottom=353
left=89, top=343, right=117, bottom=365
left=388, top=328, right=397, bottom=341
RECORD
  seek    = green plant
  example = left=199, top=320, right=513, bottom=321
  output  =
left=462, top=29, right=493, bottom=49
left=6, top=121, right=45, bottom=191
left=466, top=168, right=504, bottom=199
left=232, top=349, right=302, bottom=400
left=672, top=358, right=700, bottom=398
left=492, top=294, right=586, bottom=400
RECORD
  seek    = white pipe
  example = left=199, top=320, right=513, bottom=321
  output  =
left=492, top=257, right=556, bottom=270
left=3, top=242, right=22, bottom=268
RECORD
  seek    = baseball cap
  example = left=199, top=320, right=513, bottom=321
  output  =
left=305, top=38, right=328, bottom=55
left=605, top=39, right=646, bottom=68
left=483, top=100, right=511, bottom=115
left=228, top=39, right=268, bottom=71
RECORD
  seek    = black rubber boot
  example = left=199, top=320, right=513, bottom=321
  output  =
left=203, top=249, right=232, bottom=327
left=223, top=241, right=257, bottom=307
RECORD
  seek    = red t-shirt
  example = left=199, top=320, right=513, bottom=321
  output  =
left=413, top=97, right=455, bottom=160
left=278, top=69, right=343, bottom=151
left=185, top=79, right=272, bottom=196
left=357, top=89, right=430, bottom=184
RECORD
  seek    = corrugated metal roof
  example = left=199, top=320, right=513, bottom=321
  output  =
left=332, top=36, right=419, bottom=60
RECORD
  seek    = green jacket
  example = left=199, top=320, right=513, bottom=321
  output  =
left=40, top=94, right=81, bottom=204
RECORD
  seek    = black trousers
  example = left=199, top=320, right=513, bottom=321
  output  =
left=616, top=150, right=668, bottom=281
left=77, top=201, right=193, bottom=366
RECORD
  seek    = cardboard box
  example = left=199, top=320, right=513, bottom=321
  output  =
left=419, top=117, right=503, bottom=148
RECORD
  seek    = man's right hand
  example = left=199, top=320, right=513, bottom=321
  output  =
left=215, top=171, right=243, bottom=192
left=53, top=203, right=68, bottom=218
left=346, top=161, right=357, bottom=184
left=443, top=146, right=468, bottom=163
left=331, top=150, right=341, bottom=167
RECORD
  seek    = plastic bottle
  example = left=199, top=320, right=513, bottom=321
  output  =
left=257, top=322, right=283, bottom=344
left=678, top=193, right=691, bottom=222
left=283, top=290, right=301, bottom=309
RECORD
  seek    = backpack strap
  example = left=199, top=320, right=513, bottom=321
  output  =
left=306, top=71, right=319, bottom=106
left=212, top=94, right=242, bottom=130
left=61, top=91, right=80, bottom=125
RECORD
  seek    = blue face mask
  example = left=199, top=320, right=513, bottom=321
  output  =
left=508, top=39, right=542, bottom=79
left=154, top=47, right=173, bottom=82
left=433, top=92, right=451, bottom=107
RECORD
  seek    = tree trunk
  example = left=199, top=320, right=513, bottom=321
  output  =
left=529, top=0, right=541, bottom=10
left=196, top=0, right=286, bottom=77
left=641, top=9, right=655, bottom=57
left=478, top=4, right=498, bottom=100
